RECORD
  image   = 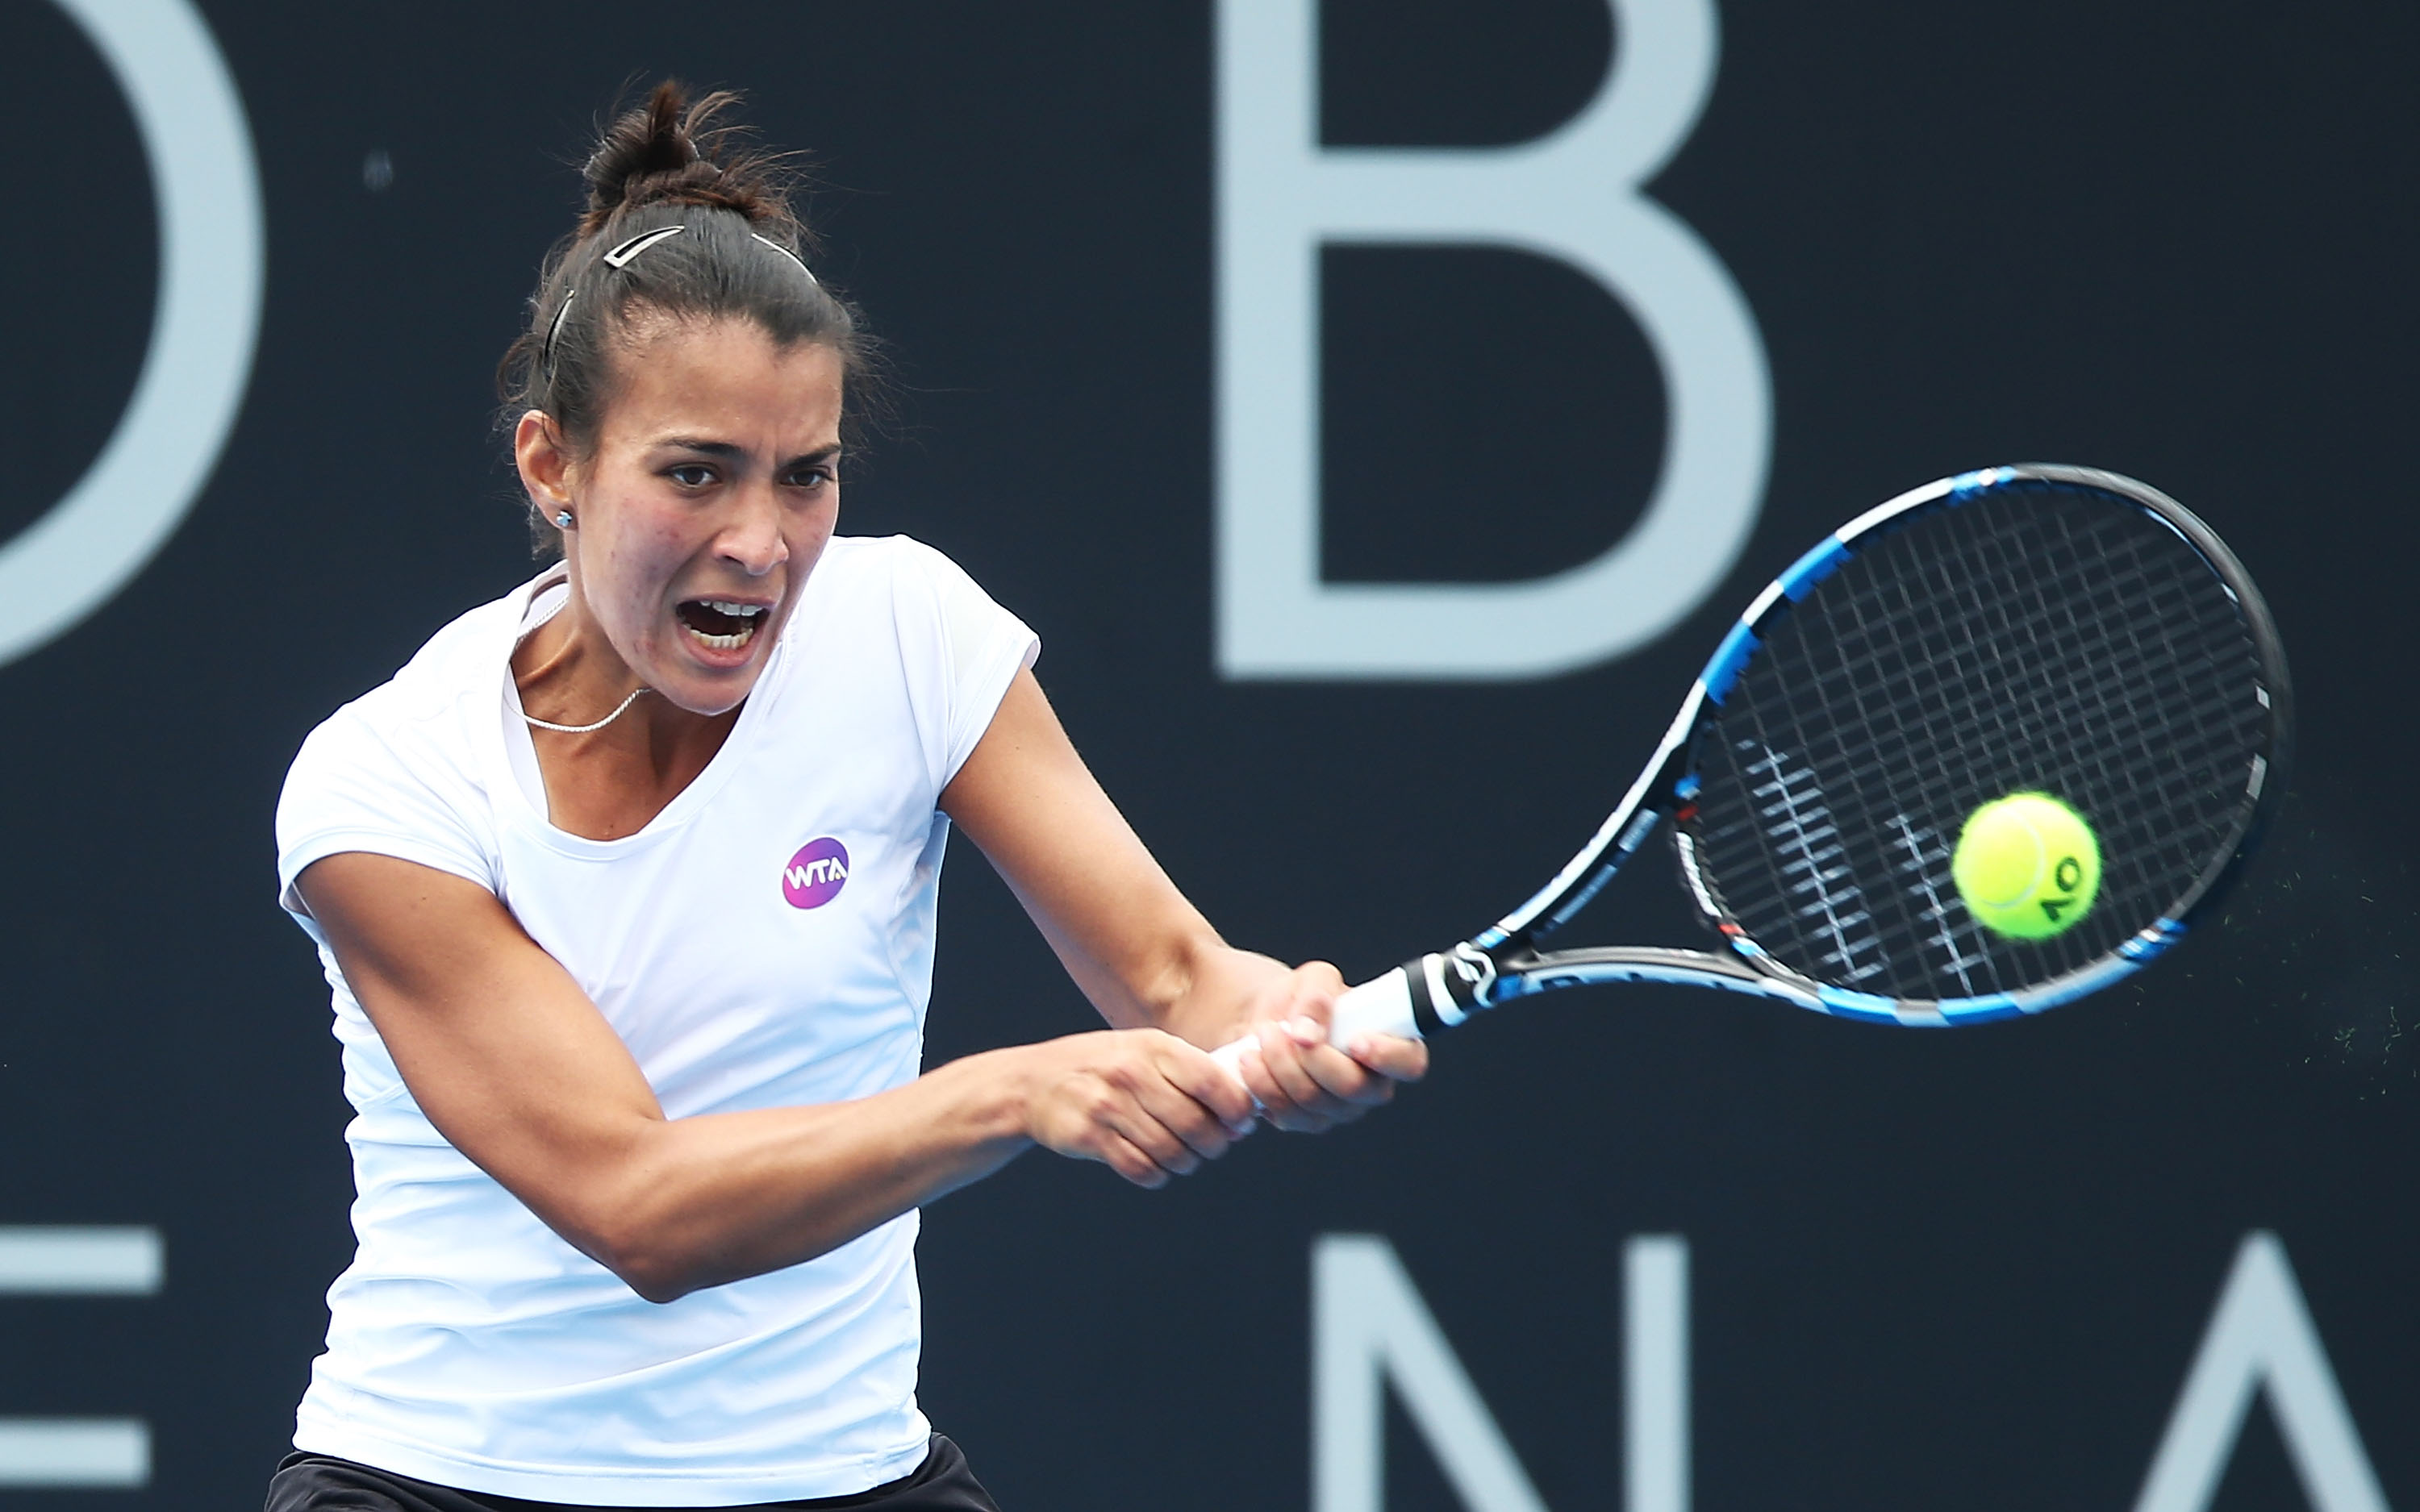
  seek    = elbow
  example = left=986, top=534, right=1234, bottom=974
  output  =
left=591, top=1230, right=703, bottom=1305
left=620, top=1267, right=695, bottom=1307
left=573, top=1205, right=709, bottom=1306
left=588, top=1213, right=866, bottom=1304
left=544, top=1134, right=717, bottom=1304
left=595, top=1234, right=702, bottom=1306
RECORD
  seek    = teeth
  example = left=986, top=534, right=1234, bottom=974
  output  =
left=687, top=623, right=756, bottom=650
left=701, top=600, right=766, bottom=617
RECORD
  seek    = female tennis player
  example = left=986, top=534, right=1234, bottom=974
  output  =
left=264, top=85, right=1423, bottom=1512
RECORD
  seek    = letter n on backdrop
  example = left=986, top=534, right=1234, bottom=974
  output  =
left=1312, top=1233, right=1689, bottom=1512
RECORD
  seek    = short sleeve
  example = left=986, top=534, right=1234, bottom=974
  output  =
left=891, top=540, right=1041, bottom=788
left=276, top=706, right=499, bottom=919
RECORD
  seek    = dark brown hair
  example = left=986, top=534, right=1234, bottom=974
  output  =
left=499, top=83, right=873, bottom=550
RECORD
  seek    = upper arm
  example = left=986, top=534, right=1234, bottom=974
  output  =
left=938, top=669, right=1222, bottom=1027
left=294, top=851, right=668, bottom=1262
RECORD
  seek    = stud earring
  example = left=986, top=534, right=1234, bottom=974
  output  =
left=553, top=510, right=574, bottom=529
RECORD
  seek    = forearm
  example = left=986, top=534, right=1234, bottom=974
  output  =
left=937, top=669, right=1420, bottom=1134
left=1148, top=941, right=1295, bottom=1048
left=1007, top=875, right=1229, bottom=1034
left=569, top=1050, right=1036, bottom=1302
left=941, top=670, right=1245, bottom=1035
left=985, top=830, right=1327, bottom=1052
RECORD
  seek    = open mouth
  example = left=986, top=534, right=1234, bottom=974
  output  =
left=674, top=598, right=771, bottom=651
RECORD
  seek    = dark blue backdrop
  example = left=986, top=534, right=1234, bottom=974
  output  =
left=1, top=2, right=2414, bottom=1509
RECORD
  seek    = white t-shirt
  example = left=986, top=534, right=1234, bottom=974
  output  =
left=274, top=536, right=1038, bottom=1506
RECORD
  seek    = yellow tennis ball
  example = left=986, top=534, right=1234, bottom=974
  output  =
left=1951, top=792, right=2101, bottom=940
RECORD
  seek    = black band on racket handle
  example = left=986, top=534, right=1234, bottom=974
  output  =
left=1401, top=960, right=1449, bottom=1039
left=1399, top=948, right=1499, bottom=1035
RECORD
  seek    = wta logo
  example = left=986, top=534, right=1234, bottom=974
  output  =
left=781, top=837, right=849, bottom=910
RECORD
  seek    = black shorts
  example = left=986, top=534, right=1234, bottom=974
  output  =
left=264, top=1435, right=1001, bottom=1512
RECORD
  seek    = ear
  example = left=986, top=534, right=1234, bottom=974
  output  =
left=515, top=410, right=574, bottom=510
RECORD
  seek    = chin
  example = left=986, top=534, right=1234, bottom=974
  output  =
left=653, top=664, right=761, bottom=718
left=628, top=640, right=760, bottom=718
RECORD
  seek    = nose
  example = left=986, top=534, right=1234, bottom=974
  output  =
left=718, top=480, right=791, bottom=577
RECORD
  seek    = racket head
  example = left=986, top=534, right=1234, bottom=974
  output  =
left=1658, top=464, right=2290, bottom=1023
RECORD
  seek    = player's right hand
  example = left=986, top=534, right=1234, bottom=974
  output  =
left=1015, top=1030, right=1258, bottom=1188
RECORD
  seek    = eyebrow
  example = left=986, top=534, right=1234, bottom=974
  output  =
left=655, top=438, right=842, bottom=468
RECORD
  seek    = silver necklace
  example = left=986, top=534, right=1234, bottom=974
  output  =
left=521, top=685, right=648, bottom=735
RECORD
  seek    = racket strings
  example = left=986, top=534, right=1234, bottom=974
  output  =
left=1797, top=504, right=2249, bottom=984
left=1800, top=512, right=2249, bottom=984
left=1691, top=484, right=2270, bottom=1001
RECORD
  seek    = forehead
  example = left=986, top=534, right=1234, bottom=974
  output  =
left=602, top=316, right=844, bottom=444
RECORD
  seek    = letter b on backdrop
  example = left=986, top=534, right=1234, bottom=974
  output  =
left=1215, top=0, right=1769, bottom=680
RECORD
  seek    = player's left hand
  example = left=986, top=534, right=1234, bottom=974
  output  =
left=1227, top=958, right=1428, bottom=1133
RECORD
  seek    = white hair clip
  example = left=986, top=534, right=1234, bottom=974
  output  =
left=543, top=224, right=692, bottom=367
left=753, top=233, right=819, bottom=285
left=541, top=289, right=577, bottom=367
left=602, top=223, right=688, bottom=268
left=545, top=223, right=811, bottom=369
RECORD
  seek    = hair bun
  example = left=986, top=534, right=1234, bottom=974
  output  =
left=579, top=81, right=788, bottom=236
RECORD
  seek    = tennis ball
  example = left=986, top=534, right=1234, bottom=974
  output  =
left=1951, top=792, right=2101, bottom=940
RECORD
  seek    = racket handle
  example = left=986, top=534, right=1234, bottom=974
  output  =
left=1208, top=967, right=1420, bottom=1084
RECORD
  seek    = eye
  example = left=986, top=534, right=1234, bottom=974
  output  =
left=787, top=461, right=838, bottom=492
left=666, top=463, right=717, bottom=489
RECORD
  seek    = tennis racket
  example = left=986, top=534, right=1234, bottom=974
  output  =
left=1216, top=464, right=2291, bottom=1064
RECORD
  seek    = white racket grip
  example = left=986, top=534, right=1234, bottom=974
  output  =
left=1208, top=967, right=1421, bottom=1085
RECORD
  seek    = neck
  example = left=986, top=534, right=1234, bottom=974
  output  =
left=510, top=580, right=745, bottom=840
left=514, top=589, right=651, bottom=730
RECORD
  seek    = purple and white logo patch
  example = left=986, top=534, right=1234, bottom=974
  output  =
left=782, top=837, right=850, bottom=910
